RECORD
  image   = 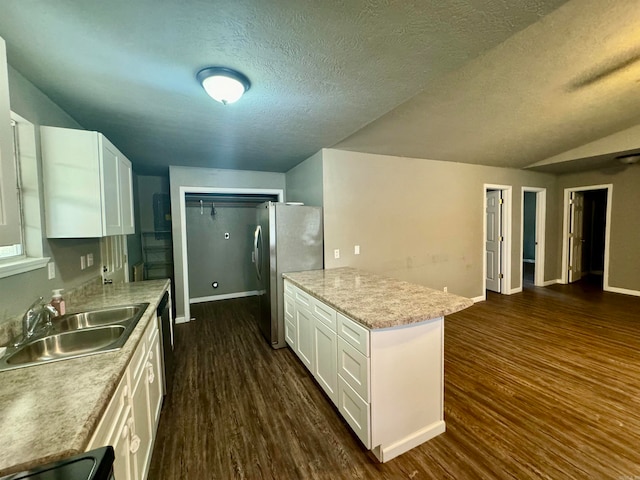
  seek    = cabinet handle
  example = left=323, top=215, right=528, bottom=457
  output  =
left=147, top=362, right=155, bottom=384
left=121, top=424, right=129, bottom=440
left=130, top=434, right=141, bottom=454
left=149, top=350, right=154, bottom=360
left=122, top=385, right=129, bottom=398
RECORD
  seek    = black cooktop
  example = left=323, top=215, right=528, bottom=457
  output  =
left=1, top=447, right=114, bottom=480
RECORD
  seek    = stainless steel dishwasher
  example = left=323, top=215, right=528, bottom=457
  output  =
left=157, top=291, right=174, bottom=396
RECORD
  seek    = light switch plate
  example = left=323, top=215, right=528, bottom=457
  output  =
left=87, top=253, right=94, bottom=267
left=354, top=245, right=360, bottom=255
left=80, top=255, right=86, bottom=270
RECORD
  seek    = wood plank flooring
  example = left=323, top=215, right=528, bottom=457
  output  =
left=148, top=283, right=640, bottom=479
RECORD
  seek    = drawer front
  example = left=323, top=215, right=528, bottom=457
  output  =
left=337, top=376, right=371, bottom=449
left=338, top=337, right=370, bottom=402
left=294, top=287, right=312, bottom=310
left=284, top=280, right=295, bottom=296
left=337, top=312, right=370, bottom=357
left=312, top=297, right=336, bottom=331
left=130, top=333, right=148, bottom=384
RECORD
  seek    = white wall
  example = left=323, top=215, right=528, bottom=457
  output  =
left=321, top=149, right=560, bottom=299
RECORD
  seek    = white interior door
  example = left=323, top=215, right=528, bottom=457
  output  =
left=486, top=190, right=502, bottom=293
left=101, top=235, right=129, bottom=284
left=568, top=191, right=584, bottom=283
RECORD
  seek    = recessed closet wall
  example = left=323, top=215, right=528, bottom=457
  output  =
left=186, top=203, right=259, bottom=302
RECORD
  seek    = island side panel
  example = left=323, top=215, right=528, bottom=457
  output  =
left=370, top=316, right=445, bottom=462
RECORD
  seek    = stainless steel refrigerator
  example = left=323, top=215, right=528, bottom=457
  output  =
left=253, top=202, right=323, bottom=348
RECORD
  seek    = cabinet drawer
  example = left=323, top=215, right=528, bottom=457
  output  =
left=294, top=287, right=312, bottom=310
left=130, top=334, right=147, bottom=384
left=284, top=280, right=295, bottom=296
left=337, top=375, right=371, bottom=449
left=146, top=315, right=159, bottom=345
left=338, top=337, right=370, bottom=402
left=312, top=297, right=336, bottom=331
left=337, top=312, right=370, bottom=357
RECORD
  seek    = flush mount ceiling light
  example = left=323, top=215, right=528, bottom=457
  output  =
left=196, top=67, right=251, bottom=105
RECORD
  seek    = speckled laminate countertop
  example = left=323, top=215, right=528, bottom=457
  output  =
left=283, top=267, right=473, bottom=329
left=0, top=279, right=170, bottom=476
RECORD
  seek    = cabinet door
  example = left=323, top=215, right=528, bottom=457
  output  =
left=147, top=334, right=164, bottom=432
left=102, top=141, right=123, bottom=236
left=295, top=307, right=314, bottom=371
left=119, top=156, right=135, bottom=234
left=284, top=293, right=296, bottom=349
left=112, top=407, right=135, bottom=480
left=131, top=365, right=153, bottom=480
left=313, top=319, right=338, bottom=404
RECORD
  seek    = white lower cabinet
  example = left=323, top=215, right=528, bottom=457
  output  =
left=87, top=308, right=166, bottom=480
left=283, top=279, right=445, bottom=463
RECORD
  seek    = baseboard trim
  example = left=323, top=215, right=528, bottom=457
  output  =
left=175, top=315, right=188, bottom=324
left=372, top=420, right=446, bottom=463
left=542, top=279, right=561, bottom=287
left=605, top=286, right=640, bottom=297
left=472, top=295, right=485, bottom=303
left=510, top=287, right=523, bottom=294
left=189, top=290, right=260, bottom=304
left=523, top=259, right=535, bottom=264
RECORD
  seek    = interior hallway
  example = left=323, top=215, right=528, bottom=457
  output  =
left=149, top=284, right=640, bottom=479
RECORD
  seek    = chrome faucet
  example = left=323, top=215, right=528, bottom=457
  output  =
left=15, top=297, right=59, bottom=346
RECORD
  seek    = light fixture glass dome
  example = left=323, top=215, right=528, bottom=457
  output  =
left=197, top=67, right=250, bottom=105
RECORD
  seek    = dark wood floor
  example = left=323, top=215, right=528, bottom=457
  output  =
left=148, top=283, right=640, bottom=479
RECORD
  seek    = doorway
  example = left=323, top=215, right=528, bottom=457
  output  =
left=520, top=188, right=546, bottom=288
left=484, top=185, right=512, bottom=297
left=561, top=184, right=612, bottom=290
left=178, top=187, right=284, bottom=324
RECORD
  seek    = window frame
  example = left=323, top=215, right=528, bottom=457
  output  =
left=0, top=112, right=49, bottom=278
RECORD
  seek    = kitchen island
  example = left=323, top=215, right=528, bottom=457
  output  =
left=0, top=279, right=170, bottom=477
left=283, top=267, right=473, bottom=462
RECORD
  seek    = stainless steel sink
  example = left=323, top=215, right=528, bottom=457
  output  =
left=0, top=302, right=149, bottom=372
left=53, top=305, right=145, bottom=331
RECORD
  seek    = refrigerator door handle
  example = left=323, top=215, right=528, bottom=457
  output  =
left=254, top=225, right=262, bottom=280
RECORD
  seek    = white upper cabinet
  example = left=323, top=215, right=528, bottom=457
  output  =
left=40, top=126, right=135, bottom=238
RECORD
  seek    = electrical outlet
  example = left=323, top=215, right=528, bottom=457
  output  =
left=47, top=262, right=56, bottom=280
left=443, top=286, right=448, bottom=293
left=354, top=245, right=360, bottom=255
left=334, top=249, right=340, bottom=259
left=87, top=253, right=94, bottom=267
left=80, top=255, right=86, bottom=270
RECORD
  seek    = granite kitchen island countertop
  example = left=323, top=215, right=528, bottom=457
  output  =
left=0, top=279, right=170, bottom=476
left=283, top=267, right=473, bottom=329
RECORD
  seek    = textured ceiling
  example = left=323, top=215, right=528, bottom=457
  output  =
left=336, top=0, right=640, bottom=170
left=0, top=0, right=572, bottom=174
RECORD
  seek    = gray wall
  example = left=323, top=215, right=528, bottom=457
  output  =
left=186, top=205, right=259, bottom=299
left=169, top=166, right=285, bottom=320
left=285, top=150, right=324, bottom=206
left=321, top=149, right=560, bottom=299
left=1, top=66, right=101, bottom=324
left=557, top=165, right=640, bottom=292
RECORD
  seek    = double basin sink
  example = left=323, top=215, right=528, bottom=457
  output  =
left=0, top=303, right=149, bottom=372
